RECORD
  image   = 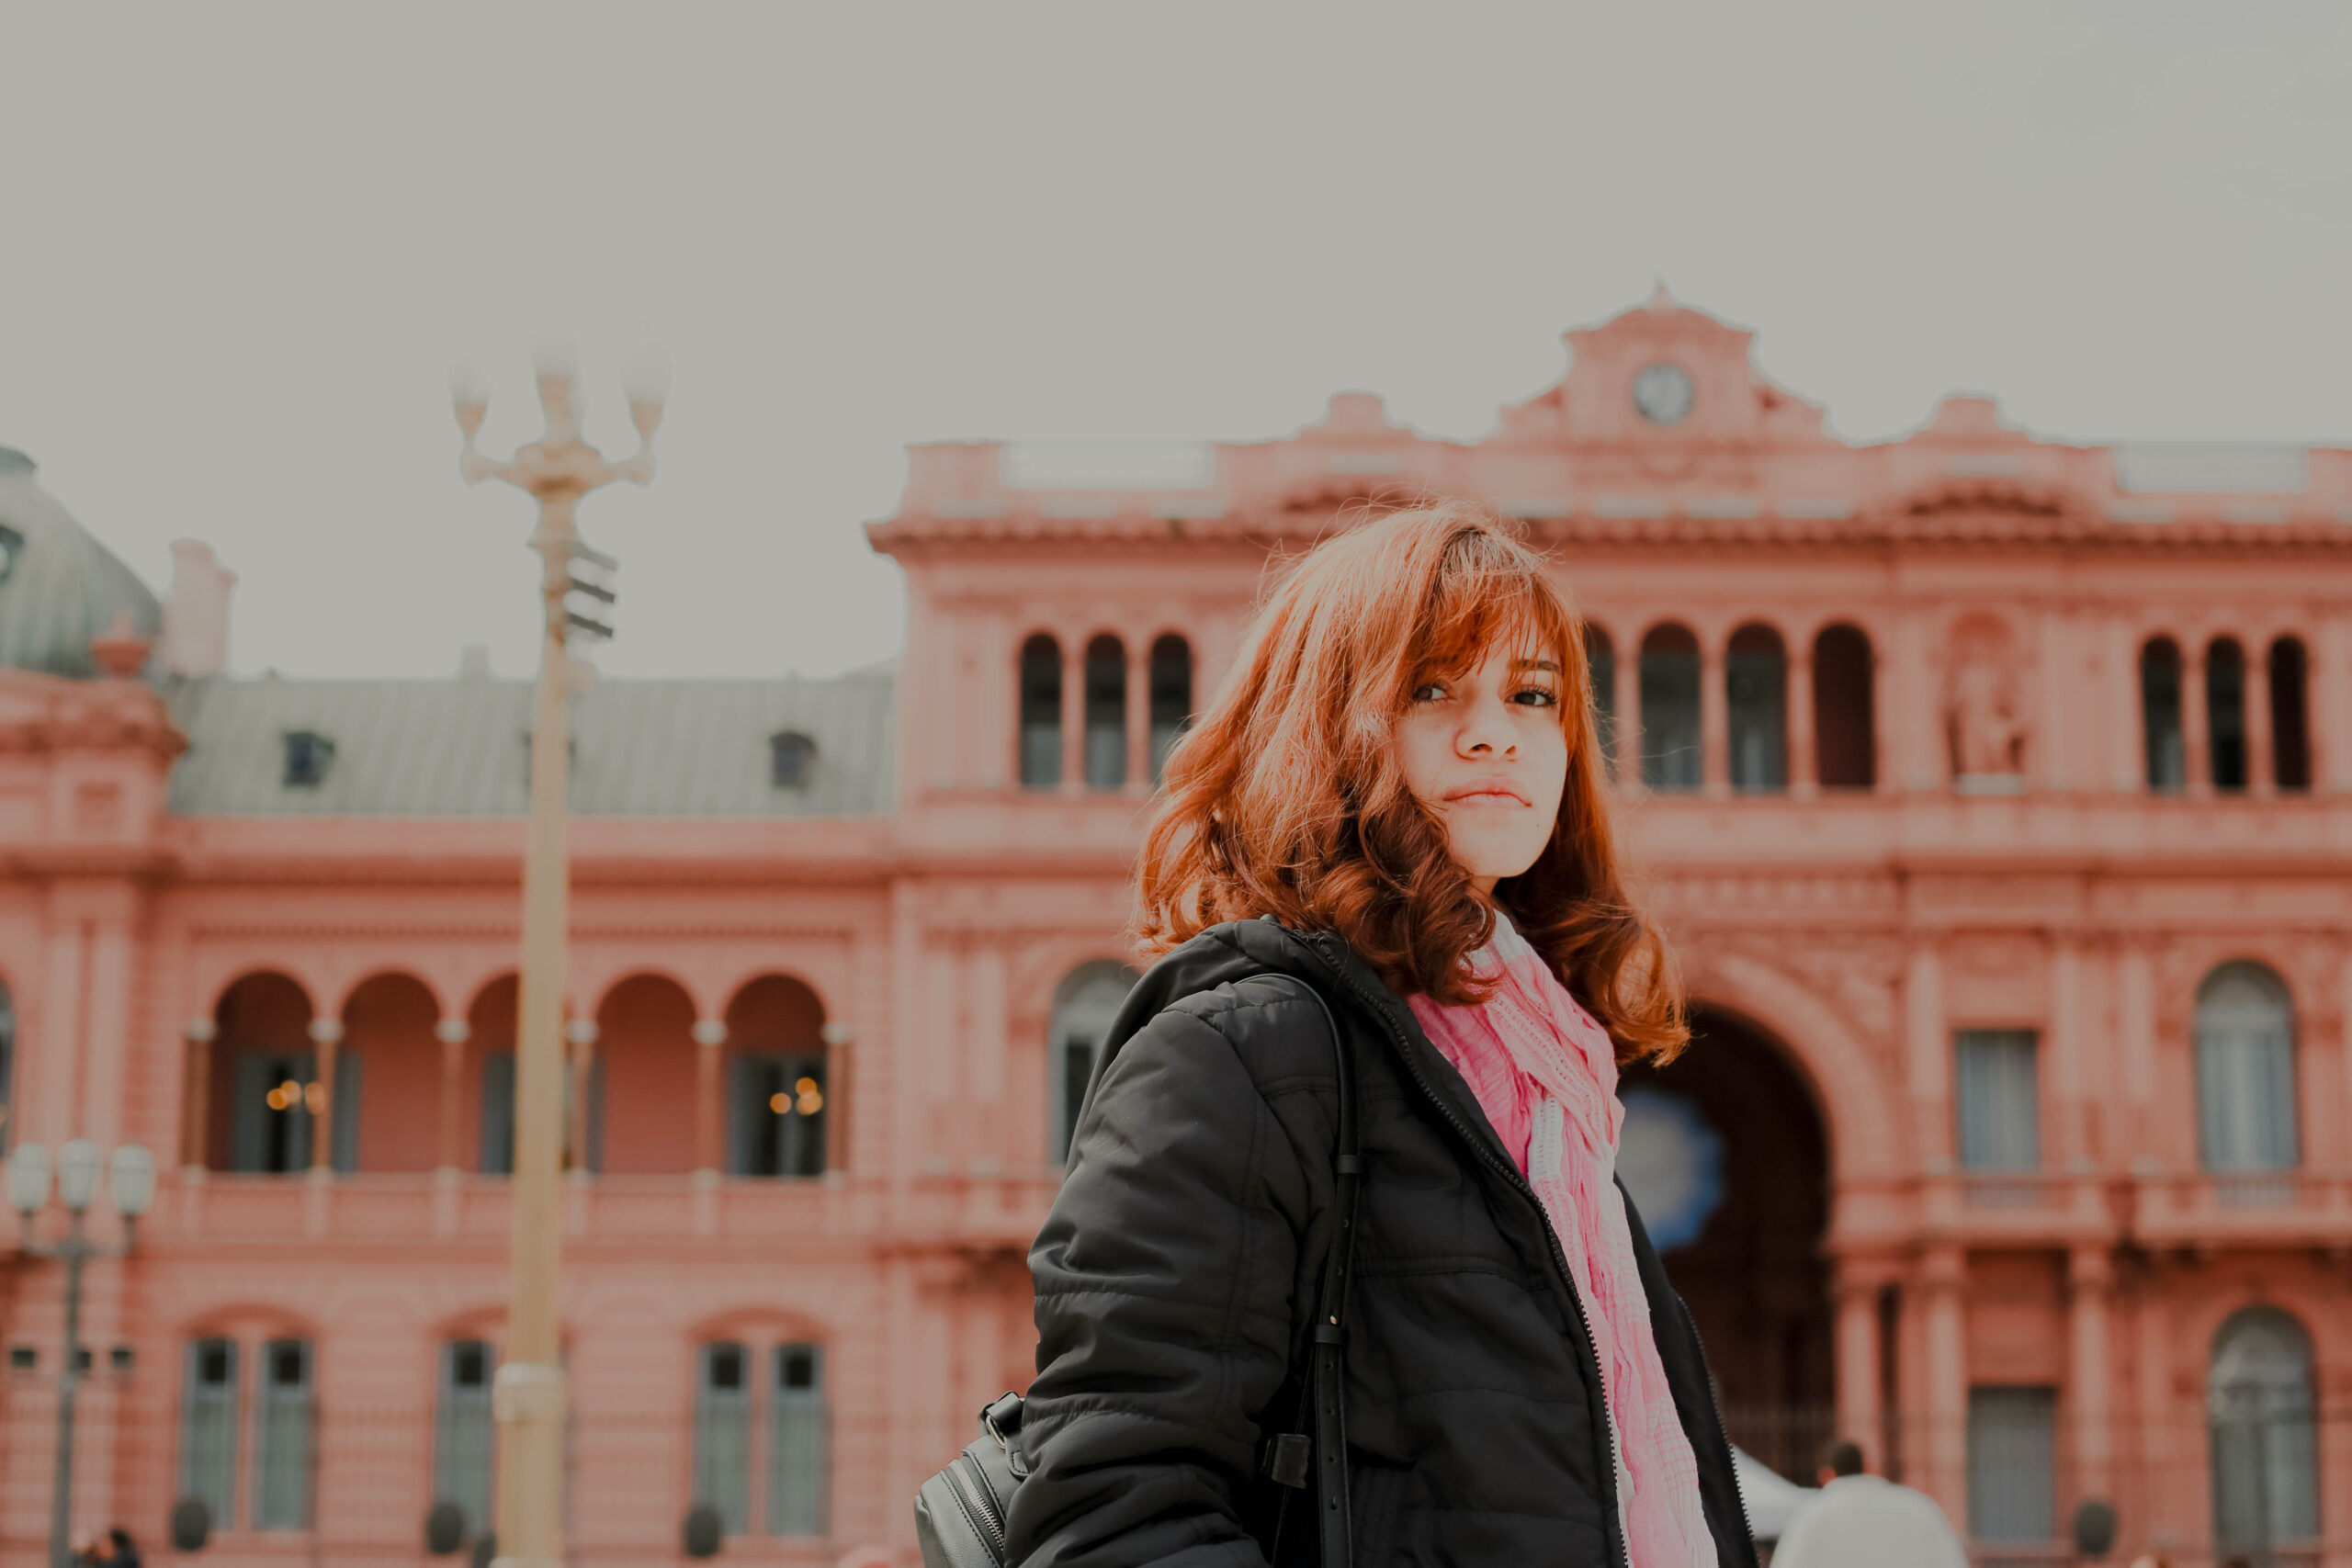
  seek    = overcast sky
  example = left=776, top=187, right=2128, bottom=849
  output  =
left=3, top=2, right=2347, bottom=681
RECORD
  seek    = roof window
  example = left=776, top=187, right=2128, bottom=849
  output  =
left=771, top=731, right=817, bottom=789
left=282, top=730, right=334, bottom=788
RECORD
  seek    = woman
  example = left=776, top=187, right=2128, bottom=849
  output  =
left=1008, top=502, right=1752, bottom=1568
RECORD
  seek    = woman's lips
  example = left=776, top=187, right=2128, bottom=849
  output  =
left=1444, top=784, right=1531, bottom=807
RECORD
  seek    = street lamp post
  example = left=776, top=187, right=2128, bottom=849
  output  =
left=451, top=340, right=667, bottom=1568
left=8, top=1140, right=157, bottom=1568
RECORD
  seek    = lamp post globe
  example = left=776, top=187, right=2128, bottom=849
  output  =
left=8, top=1143, right=51, bottom=1219
left=109, top=1146, right=156, bottom=1221
left=54, top=1141, right=100, bottom=1214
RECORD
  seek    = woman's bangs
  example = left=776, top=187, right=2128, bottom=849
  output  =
left=1406, top=555, right=1575, bottom=696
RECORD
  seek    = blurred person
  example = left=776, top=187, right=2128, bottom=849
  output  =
left=1009, top=504, right=1754, bottom=1566
left=1769, top=1440, right=1966, bottom=1568
left=103, top=1527, right=141, bottom=1568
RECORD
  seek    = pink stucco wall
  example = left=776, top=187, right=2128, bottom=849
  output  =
left=2, top=295, right=2349, bottom=1565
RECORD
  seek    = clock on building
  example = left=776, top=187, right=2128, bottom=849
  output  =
left=1632, top=362, right=1694, bottom=426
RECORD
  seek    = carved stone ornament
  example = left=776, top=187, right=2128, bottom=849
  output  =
left=1945, top=615, right=2030, bottom=786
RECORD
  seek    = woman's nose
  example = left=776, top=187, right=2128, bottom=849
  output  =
left=1457, top=694, right=1517, bottom=755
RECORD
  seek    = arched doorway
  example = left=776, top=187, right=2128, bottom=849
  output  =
left=1620, top=1006, right=1832, bottom=1480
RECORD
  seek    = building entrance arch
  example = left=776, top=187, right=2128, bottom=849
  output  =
left=1621, top=1004, right=1832, bottom=1482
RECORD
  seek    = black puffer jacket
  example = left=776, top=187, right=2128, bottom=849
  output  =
left=1009, top=918, right=1755, bottom=1568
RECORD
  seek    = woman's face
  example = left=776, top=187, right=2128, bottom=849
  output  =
left=1395, top=637, right=1570, bottom=896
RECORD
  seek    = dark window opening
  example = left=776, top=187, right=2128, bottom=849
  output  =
left=1018, top=635, right=1061, bottom=790
left=1585, top=628, right=1616, bottom=769
left=1084, top=636, right=1126, bottom=790
left=1148, top=635, right=1192, bottom=785
left=1639, top=626, right=1702, bottom=791
left=769, top=731, right=817, bottom=790
left=2141, top=638, right=2185, bottom=793
left=2208, top=638, right=2247, bottom=792
left=2270, top=637, right=2311, bottom=792
left=1812, top=625, right=1875, bottom=790
left=729, top=1054, right=827, bottom=1178
left=1725, top=625, right=1787, bottom=793
left=282, top=730, right=334, bottom=789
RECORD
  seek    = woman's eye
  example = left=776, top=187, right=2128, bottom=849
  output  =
left=1510, top=686, right=1558, bottom=707
left=1411, top=682, right=1448, bottom=702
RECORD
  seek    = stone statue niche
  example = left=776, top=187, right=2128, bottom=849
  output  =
left=1945, top=615, right=2030, bottom=792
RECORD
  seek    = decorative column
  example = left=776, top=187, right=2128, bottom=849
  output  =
left=435, top=1019, right=471, bottom=1172
left=180, top=1019, right=217, bottom=1174
left=2067, top=1247, right=2114, bottom=1505
left=2133, top=1283, right=2177, bottom=1547
left=2183, top=646, right=2211, bottom=797
left=2048, top=935, right=2086, bottom=1172
left=1918, top=1246, right=1970, bottom=1524
left=1832, top=1260, right=1884, bottom=1467
left=563, top=1020, right=598, bottom=1175
left=1613, top=643, right=1641, bottom=792
left=2109, top=617, right=2141, bottom=793
left=307, top=1017, right=343, bottom=1174
left=1700, top=638, right=1729, bottom=797
left=692, top=1020, right=728, bottom=1175
left=2324, top=620, right=2352, bottom=793
left=1788, top=638, right=1817, bottom=797
left=2246, top=644, right=2275, bottom=796
left=1059, top=641, right=1085, bottom=791
left=2040, top=609, right=2071, bottom=792
left=1125, top=643, right=1150, bottom=793
left=1905, top=942, right=1954, bottom=1179
left=1896, top=613, right=1937, bottom=792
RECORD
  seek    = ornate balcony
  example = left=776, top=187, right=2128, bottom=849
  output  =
left=2130, top=1169, right=2352, bottom=1252
left=156, top=1168, right=1058, bottom=1255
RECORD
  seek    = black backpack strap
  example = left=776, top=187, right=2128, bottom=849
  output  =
left=1256, top=970, right=1362, bottom=1568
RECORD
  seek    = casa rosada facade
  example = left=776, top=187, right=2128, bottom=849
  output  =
left=4, top=294, right=2351, bottom=1566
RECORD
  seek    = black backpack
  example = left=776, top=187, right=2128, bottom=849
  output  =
left=915, top=974, right=1363, bottom=1568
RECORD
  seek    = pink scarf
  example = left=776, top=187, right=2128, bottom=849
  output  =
left=1408, top=913, right=1717, bottom=1568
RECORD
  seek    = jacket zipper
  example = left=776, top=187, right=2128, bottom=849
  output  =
left=1305, top=935, right=1635, bottom=1568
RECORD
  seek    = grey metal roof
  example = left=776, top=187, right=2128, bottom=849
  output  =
left=164, top=665, right=896, bottom=817
left=0, top=449, right=163, bottom=678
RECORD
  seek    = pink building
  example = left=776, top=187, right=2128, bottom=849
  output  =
left=2, top=295, right=2350, bottom=1565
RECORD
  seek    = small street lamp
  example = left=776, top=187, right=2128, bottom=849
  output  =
left=450, top=339, right=666, bottom=1568
left=10, top=1141, right=156, bottom=1568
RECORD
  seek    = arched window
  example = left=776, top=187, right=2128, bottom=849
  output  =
left=2142, top=638, right=2186, bottom=793
left=2209, top=637, right=2248, bottom=792
left=1019, top=634, right=1062, bottom=790
left=1812, top=625, right=1875, bottom=790
left=1639, top=625, right=1702, bottom=792
left=434, top=1339, right=495, bottom=1541
left=1084, top=635, right=1126, bottom=790
left=2269, top=637, right=2311, bottom=792
left=1048, top=963, right=1134, bottom=1164
left=1584, top=626, right=1616, bottom=769
left=727, top=976, right=829, bottom=1179
left=212, top=973, right=321, bottom=1175
left=2196, top=963, right=2298, bottom=1175
left=2209, top=1308, right=2319, bottom=1557
left=1725, top=624, right=1786, bottom=793
left=1148, top=634, right=1193, bottom=784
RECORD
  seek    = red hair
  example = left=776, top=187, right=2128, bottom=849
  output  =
left=1135, top=501, right=1688, bottom=1064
